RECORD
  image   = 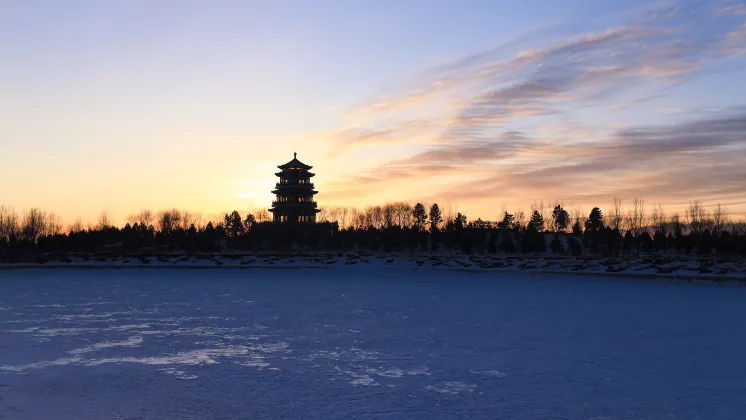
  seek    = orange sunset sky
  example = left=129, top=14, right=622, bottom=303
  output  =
left=2, top=1, right=746, bottom=225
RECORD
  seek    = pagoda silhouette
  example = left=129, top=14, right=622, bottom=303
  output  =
left=270, top=152, right=320, bottom=223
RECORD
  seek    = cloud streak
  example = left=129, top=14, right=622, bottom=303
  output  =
left=320, top=0, right=746, bottom=212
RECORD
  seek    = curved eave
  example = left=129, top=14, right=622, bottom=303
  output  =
left=277, top=158, right=313, bottom=170
left=269, top=210, right=321, bottom=214
left=277, top=165, right=313, bottom=170
left=275, top=171, right=315, bottom=177
left=272, top=189, right=318, bottom=194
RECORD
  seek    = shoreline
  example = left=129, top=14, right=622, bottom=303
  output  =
left=1, top=255, right=745, bottom=284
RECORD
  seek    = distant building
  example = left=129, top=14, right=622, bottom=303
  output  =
left=270, top=153, right=320, bottom=223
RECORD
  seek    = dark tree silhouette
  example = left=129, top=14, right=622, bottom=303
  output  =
left=454, top=212, right=467, bottom=229
left=498, top=212, right=514, bottom=229
left=551, top=205, right=570, bottom=232
left=585, top=208, right=605, bottom=233
left=428, top=204, right=442, bottom=233
left=2, top=195, right=746, bottom=264
left=584, top=207, right=606, bottom=253
left=529, top=210, right=544, bottom=232
left=224, top=211, right=244, bottom=240
left=572, top=220, right=583, bottom=236
left=413, top=203, right=427, bottom=232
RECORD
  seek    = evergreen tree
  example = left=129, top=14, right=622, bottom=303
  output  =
left=412, top=203, right=427, bottom=232
left=585, top=207, right=605, bottom=233
left=498, top=211, right=514, bottom=229
left=572, top=220, right=583, bottom=235
left=243, top=214, right=256, bottom=233
left=551, top=205, right=570, bottom=232
left=529, top=210, right=544, bottom=232
left=224, top=211, right=244, bottom=240
left=522, top=221, right=545, bottom=253
left=429, top=203, right=443, bottom=233
left=454, top=213, right=467, bottom=229
left=583, top=207, right=605, bottom=253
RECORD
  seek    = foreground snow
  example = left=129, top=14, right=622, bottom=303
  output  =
left=1, top=268, right=745, bottom=419
left=3, top=254, right=746, bottom=282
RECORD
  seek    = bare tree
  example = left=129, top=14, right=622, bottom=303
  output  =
left=339, top=207, right=350, bottom=229
left=98, top=211, right=112, bottom=230
left=393, top=202, right=412, bottom=228
left=444, top=201, right=454, bottom=228
left=68, top=218, right=84, bottom=234
left=609, top=197, right=623, bottom=231
left=353, top=208, right=366, bottom=229
left=327, top=206, right=340, bottom=225
left=45, top=212, right=63, bottom=236
left=0, top=206, right=19, bottom=240
left=158, top=209, right=182, bottom=233
left=383, top=203, right=396, bottom=228
left=254, top=209, right=271, bottom=223
left=686, top=200, right=708, bottom=233
left=190, top=212, right=205, bottom=229
left=362, top=206, right=374, bottom=228
left=626, top=198, right=646, bottom=236
left=317, top=207, right=329, bottom=223
left=371, top=206, right=384, bottom=229
left=650, top=203, right=667, bottom=233
left=128, top=210, right=154, bottom=227
left=713, top=203, right=728, bottom=232
left=22, top=208, right=47, bottom=242
left=179, top=211, right=196, bottom=230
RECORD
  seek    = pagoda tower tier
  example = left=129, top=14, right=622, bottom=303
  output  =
left=269, top=152, right=320, bottom=223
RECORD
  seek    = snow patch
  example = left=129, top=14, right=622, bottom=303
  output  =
left=470, top=369, right=507, bottom=378
left=159, top=367, right=198, bottom=380
left=238, top=356, right=271, bottom=369
left=84, top=346, right=251, bottom=367
left=55, top=313, right=115, bottom=321
left=35, top=327, right=101, bottom=336
left=427, top=382, right=477, bottom=395
left=367, top=367, right=404, bottom=378
left=253, top=342, right=290, bottom=354
left=1, top=357, right=81, bottom=372
left=68, top=336, right=144, bottom=355
left=7, top=327, right=40, bottom=333
left=337, top=369, right=380, bottom=387
left=406, top=367, right=431, bottom=376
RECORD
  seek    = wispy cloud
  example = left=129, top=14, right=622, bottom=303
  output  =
left=319, top=0, right=746, bottom=210
left=436, top=109, right=746, bottom=205
left=719, top=3, right=746, bottom=15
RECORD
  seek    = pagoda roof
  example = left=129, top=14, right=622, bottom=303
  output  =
left=278, top=152, right=312, bottom=170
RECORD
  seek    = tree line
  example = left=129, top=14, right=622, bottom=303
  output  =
left=1, top=199, right=745, bottom=261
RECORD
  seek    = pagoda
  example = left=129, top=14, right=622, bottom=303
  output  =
left=270, top=152, right=320, bottom=223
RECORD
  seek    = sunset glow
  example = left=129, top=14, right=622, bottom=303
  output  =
left=2, top=0, right=746, bottom=225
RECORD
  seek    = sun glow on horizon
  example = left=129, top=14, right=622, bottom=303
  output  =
left=2, top=1, right=745, bottom=226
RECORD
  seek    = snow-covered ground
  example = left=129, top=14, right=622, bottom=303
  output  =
left=3, top=254, right=746, bottom=282
left=1, top=268, right=745, bottom=419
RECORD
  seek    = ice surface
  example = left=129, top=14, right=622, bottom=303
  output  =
left=1, top=268, right=745, bottom=419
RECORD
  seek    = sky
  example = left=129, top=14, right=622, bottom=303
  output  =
left=2, top=0, right=746, bottom=225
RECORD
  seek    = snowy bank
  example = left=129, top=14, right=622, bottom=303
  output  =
left=1, top=254, right=745, bottom=282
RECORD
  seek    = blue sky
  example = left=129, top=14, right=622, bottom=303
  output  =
left=2, top=0, right=745, bottom=224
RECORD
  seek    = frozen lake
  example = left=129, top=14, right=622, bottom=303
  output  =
left=1, top=268, right=745, bottom=419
